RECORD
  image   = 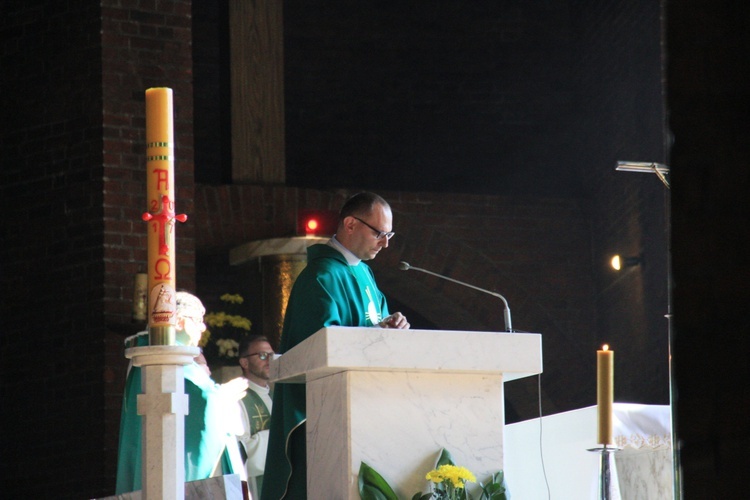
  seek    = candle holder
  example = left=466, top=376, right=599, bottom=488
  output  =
left=587, top=445, right=621, bottom=500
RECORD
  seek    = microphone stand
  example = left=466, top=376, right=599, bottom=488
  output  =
left=399, top=261, right=513, bottom=332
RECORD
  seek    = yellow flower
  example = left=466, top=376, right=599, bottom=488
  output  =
left=220, top=293, right=244, bottom=304
left=205, top=312, right=252, bottom=331
left=201, top=293, right=253, bottom=361
left=426, top=464, right=476, bottom=489
left=425, top=470, right=445, bottom=483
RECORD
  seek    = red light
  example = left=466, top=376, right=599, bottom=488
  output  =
left=297, top=209, right=338, bottom=236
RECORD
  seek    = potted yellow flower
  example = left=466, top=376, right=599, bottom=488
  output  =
left=359, top=448, right=508, bottom=500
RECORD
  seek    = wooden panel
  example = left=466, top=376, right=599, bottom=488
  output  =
left=230, top=0, right=285, bottom=184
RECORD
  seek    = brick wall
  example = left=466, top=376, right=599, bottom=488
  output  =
left=1, top=2, right=109, bottom=497
left=1, top=1, right=195, bottom=497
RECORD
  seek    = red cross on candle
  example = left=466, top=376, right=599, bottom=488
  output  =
left=142, top=195, right=187, bottom=255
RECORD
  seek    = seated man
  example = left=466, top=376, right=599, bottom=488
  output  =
left=115, top=291, right=248, bottom=494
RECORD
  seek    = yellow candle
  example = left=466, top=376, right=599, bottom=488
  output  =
left=597, top=344, right=614, bottom=445
left=143, top=87, right=186, bottom=345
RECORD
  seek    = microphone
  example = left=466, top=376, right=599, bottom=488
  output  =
left=398, top=261, right=513, bottom=332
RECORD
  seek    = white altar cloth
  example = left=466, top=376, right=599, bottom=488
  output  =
left=504, top=403, right=674, bottom=500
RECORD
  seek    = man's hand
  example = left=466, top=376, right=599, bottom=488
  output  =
left=379, top=312, right=410, bottom=329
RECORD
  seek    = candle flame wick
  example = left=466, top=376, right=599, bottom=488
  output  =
left=602, top=344, right=609, bottom=351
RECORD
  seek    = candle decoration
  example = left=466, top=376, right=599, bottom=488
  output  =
left=597, top=344, right=614, bottom=445
left=142, top=87, right=187, bottom=345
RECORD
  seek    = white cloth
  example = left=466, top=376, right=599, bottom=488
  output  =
left=613, top=402, right=672, bottom=450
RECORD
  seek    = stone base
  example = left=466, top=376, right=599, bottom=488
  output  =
left=97, top=474, right=246, bottom=500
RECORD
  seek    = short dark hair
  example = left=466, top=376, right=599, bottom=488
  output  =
left=339, top=192, right=390, bottom=221
left=238, top=334, right=271, bottom=356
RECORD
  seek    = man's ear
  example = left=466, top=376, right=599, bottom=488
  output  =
left=342, top=215, right=357, bottom=234
left=238, top=356, right=248, bottom=370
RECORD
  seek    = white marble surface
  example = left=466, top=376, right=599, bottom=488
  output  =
left=277, top=326, right=542, bottom=499
left=271, top=326, right=543, bottom=383
left=127, top=345, right=200, bottom=367
left=616, top=448, right=674, bottom=500
left=308, top=370, right=506, bottom=499
left=184, top=474, right=244, bottom=500
left=97, top=475, right=244, bottom=500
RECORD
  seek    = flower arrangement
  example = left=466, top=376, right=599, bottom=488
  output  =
left=422, top=464, right=477, bottom=499
left=199, top=293, right=252, bottom=365
left=358, top=448, right=508, bottom=500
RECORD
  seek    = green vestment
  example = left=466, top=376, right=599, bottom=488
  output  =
left=261, top=243, right=390, bottom=500
left=115, top=333, right=242, bottom=494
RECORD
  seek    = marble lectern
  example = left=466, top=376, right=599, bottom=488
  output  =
left=270, top=326, right=542, bottom=499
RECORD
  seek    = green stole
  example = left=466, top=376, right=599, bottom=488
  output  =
left=242, top=388, right=271, bottom=493
left=242, top=389, right=271, bottom=435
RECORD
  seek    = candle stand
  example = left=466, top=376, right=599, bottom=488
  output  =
left=127, top=344, right=200, bottom=500
left=587, top=445, right=621, bottom=500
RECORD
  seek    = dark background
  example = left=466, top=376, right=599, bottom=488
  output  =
left=1, top=0, right=747, bottom=498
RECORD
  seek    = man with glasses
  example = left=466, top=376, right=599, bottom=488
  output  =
left=115, top=291, right=249, bottom=494
left=262, top=192, right=410, bottom=500
left=236, top=334, right=275, bottom=500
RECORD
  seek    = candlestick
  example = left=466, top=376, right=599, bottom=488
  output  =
left=587, top=445, right=621, bottom=500
left=132, top=272, right=148, bottom=321
left=143, top=87, right=187, bottom=345
left=597, top=344, right=614, bottom=445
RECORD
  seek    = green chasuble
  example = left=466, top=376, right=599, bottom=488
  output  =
left=261, top=243, right=390, bottom=500
left=115, top=333, right=243, bottom=494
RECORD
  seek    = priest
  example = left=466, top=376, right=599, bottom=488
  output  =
left=261, top=192, right=410, bottom=499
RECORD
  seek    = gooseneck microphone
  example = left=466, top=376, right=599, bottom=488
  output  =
left=398, top=261, right=513, bottom=332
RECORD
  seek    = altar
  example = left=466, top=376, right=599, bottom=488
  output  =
left=270, top=326, right=543, bottom=499
left=504, top=403, right=674, bottom=499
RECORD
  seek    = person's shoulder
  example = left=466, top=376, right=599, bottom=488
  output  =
left=308, top=243, right=338, bottom=258
left=307, top=244, right=347, bottom=269
left=246, top=379, right=270, bottom=395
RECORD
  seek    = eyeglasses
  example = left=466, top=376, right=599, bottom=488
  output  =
left=241, top=351, right=274, bottom=361
left=352, top=216, right=395, bottom=240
